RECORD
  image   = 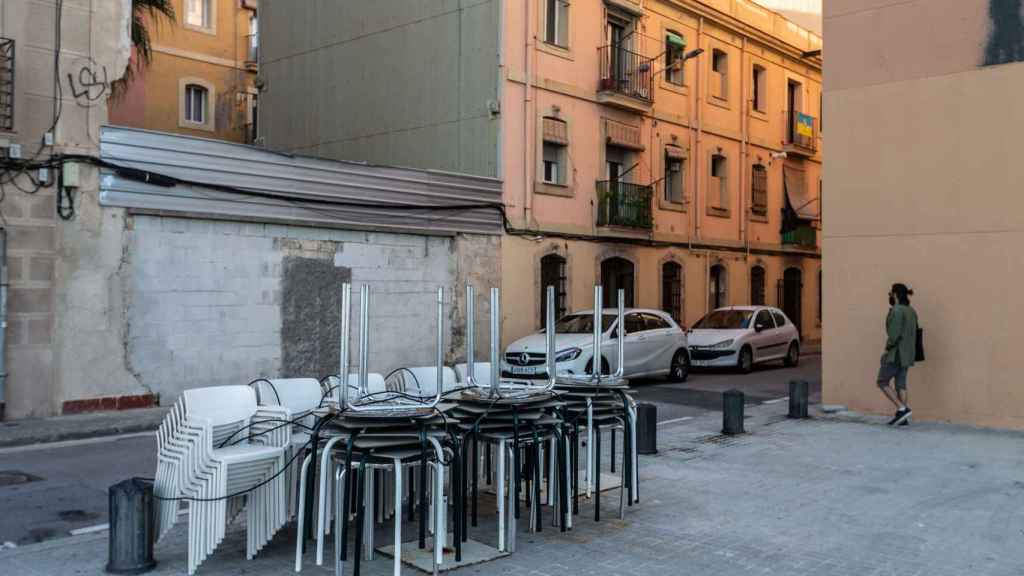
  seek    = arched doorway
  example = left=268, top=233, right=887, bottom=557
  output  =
left=661, top=261, right=683, bottom=323
left=539, top=254, right=567, bottom=327
left=750, top=265, right=766, bottom=306
left=709, top=263, right=727, bottom=310
left=600, top=257, right=635, bottom=308
left=781, top=267, right=803, bottom=335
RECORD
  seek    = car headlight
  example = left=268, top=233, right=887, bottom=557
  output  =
left=554, top=347, right=582, bottom=362
left=710, top=339, right=734, bottom=349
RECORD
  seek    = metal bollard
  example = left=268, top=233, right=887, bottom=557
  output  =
left=636, top=402, right=657, bottom=455
left=107, top=477, right=157, bottom=574
left=788, top=380, right=809, bottom=419
left=722, top=390, right=745, bottom=435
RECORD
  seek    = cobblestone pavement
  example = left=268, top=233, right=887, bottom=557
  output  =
left=3, top=401, right=1023, bottom=576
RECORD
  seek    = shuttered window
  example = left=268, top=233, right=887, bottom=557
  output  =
left=751, top=164, right=768, bottom=216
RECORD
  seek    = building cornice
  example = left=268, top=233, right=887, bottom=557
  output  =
left=153, top=45, right=252, bottom=72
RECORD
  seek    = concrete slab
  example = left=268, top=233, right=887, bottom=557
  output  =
left=376, top=535, right=508, bottom=573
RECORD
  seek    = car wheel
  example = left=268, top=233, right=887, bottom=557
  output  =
left=738, top=346, right=753, bottom=374
left=669, top=350, right=689, bottom=382
left=784, top=342, right=800, bottom=367
left=584, top=356, right=611, bottom=376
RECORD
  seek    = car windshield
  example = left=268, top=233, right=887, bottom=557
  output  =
left=693, top=310, right=754, bottom=330
left=552, top=314, right=617, bottom=334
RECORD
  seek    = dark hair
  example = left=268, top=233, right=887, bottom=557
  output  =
left=891, top=283, right=913, bottom=304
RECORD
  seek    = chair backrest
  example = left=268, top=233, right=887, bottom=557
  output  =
left=455, top=362, right=491, bottom=388
left=398, top=366, right=457, bottom=396
left=347, top=373, right=386, bottom=395
left=254, top=378, right=322, bottom=413
left=181, top=386, right=257, bottom=434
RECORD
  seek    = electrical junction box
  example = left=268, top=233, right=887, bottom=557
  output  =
left=62, top=161, right=80, bottom=188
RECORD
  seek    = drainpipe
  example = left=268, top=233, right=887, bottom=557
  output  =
left=694, top=16, right=704, bottom=241
left=496, top=0, right=505, bottom=180
left=740, top=37, right=749, bottom=256
left=522, top=0, right=533, bottom=224
left=0, top=228, right=9, bottom=420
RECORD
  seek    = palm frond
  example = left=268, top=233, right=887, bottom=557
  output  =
left=111, top=0, right=175, bottom=101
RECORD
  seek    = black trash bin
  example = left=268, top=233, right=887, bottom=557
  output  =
left=788, top=380, right=809, bottom=419
left=107, top=477, right=157, bottom=574
left=722, top=389, right=745, bottom=435
left=636, top=402, right=657, bottom=455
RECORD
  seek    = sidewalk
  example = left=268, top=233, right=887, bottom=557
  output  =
left=3, top=401, right=1022, bottom=575
left=0, top=408, right=166, bottom=448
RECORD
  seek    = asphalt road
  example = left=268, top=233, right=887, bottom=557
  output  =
left=0, top=355, right=820, bottom=546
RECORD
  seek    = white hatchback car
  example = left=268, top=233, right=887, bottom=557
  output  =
left=687, top=306, right=800, bottom=373
left=502, top=309, right=690, bottom=382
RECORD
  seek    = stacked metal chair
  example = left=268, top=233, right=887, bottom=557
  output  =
left=153, top=385, right=292, bottom=574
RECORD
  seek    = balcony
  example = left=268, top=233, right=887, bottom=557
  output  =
left=783, top=110, right=817, bottom=156
left=596, top=180, right=653, bottom=230
left=245, top=33, right=258, bottom=68
left=597, top=45, right=653, bottom=113
left=781, top=224, right=817, bottom=248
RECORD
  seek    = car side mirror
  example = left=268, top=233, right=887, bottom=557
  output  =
left=754, top=323, right=767, bottom=333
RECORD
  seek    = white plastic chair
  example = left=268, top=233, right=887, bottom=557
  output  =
left=455, top=362, right=491, bottom=388
left=394, top=366, right=457, bottom=397
left=153, top=386, right=291, bottom=575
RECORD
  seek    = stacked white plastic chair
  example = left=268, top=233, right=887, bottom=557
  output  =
left=153, top=385, right=291, bottom=575
left=252, top=378, right=322, bottom=518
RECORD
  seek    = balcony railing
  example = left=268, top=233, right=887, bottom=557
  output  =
left=781, top=224, right=817, bottom=248
left=246, top=33, right=259, bottom=65
left=598, top=45, right=653, bottom=104
left=596, top=180, right=653, bottom=229
left=784, top=110, right=817, bottom=154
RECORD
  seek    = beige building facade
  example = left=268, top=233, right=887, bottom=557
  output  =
left=824, top=0, right=1024, bottom=428
left=500, top=0, right=823, bottom=350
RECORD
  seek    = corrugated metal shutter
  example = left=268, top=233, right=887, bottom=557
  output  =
left=98, top=126, right=504, bottom=236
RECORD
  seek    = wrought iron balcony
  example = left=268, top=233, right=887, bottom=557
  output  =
left=596, top=180, right=653, bottom=230
left=781, top=224, right=817, bottom=248
left=598, top=45, right=653, bottom=111
left=784, top=110, right=817, bottom=155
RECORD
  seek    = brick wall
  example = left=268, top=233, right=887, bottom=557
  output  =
left=123, top=215, right=499, bottom=405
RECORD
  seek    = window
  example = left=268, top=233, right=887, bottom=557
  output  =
left=754, top=310, right=775, bottom=330
left=544, top=0, right=569, bottom=48
left=624, top=313, right=646, bottom=335
left=661, top=262, right=683, bottom=324
left=540, top=254, right=567, bottom=327
left=711, top=49, right=728, bottom=100
left=185, top=0, right=211, bottom=29
left=184, top=84, right=208, bottom=124
left=750, top=266, right=766, bottom=306
left=710, top=264, right=727, bottom=310
left=0, top=38, right=12, bottom=132
left=751, top=164, right=768, bottom=216
left=664, top=150, right=685, bottom=204
left=710, top=153, right=728, bottom=210
left=541, top=117, right=568, bottom=186
left=752, top=65, right=766, bottom=112
left=665, top=31, right=685, bottom=85
left=643, top=313, right=672, bottom=330
left=772, top=311, right=787, bottom=327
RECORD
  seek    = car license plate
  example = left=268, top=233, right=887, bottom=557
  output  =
left=509, top=365, right=538, bottom=375
left=691, top=359, right=709, bottom=367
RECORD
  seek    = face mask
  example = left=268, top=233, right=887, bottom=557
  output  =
left=888, top=295, right=896, bottom=307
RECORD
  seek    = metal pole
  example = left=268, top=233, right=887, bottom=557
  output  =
left=545, top=285, right=556, bottom=386
left=0, top=229, right=7, bottom=419
left=359, top=284, right=370, bottom=399
left=466, top=285, right=475, bottom=385
left=591, top=285, right=602, bottom=380
left=340, top=283, right=351, bottom=406
left=490, top=287, right=500, bottom=397
left=436, top=287, right=444, bottom=397
left=614, top=288, right=625, bottom=378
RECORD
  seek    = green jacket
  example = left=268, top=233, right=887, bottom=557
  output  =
left=883, top=304, right=918, bottom=368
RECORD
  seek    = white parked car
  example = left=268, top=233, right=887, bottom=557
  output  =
left=502, top=309, right=690, bottom=382
left=687, top=306, right=800, bottom=373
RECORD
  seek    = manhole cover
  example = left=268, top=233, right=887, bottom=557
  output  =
left=0, top=470, right=43, bottom=487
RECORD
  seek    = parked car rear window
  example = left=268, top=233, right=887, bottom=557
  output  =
left=624, top=313, right=647, bottom=334
left=754, top=310, right=775, bottom=329
left=772, top=311, right=787, bottom=327
left=693, top=310, right=753, bottom=330
left=554, top=314, right=617, bottom=334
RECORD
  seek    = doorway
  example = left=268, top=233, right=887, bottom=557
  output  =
left=781, top=267, right=803, bottom=335
left=601, top=257, right=635, bottom=308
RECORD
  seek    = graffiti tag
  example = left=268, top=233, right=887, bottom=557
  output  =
left=66, top=57, right=109, bottom=106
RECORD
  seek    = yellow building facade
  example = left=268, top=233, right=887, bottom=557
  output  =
left=109, top=0, right=258, bottom=143
left=499, top=0, right=823, bottom=351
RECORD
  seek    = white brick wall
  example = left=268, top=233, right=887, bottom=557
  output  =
left=124, top=215, right=498, bottom=404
